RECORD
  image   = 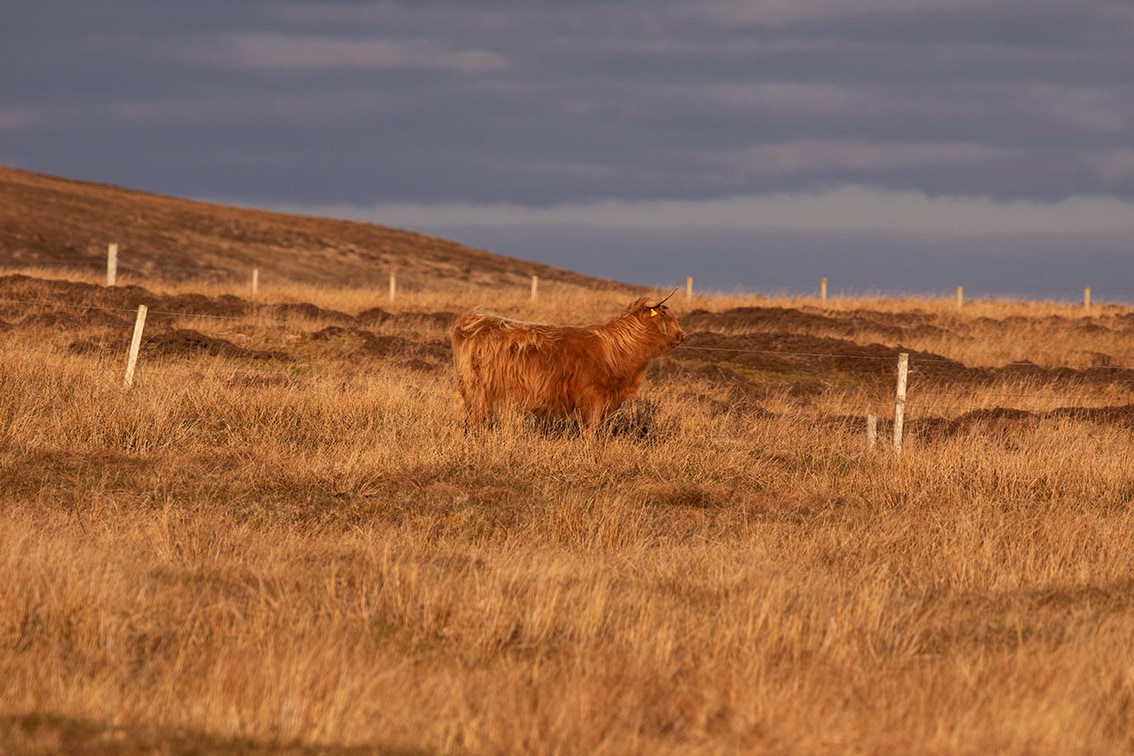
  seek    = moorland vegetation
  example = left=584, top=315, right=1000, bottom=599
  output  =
left=3, top=265, right=1134, bottom=753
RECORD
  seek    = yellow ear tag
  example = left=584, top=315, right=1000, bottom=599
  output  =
left=650, top=308, right=659, bottom=317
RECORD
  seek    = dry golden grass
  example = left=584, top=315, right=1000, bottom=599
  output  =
left=3, top=270, right=1134, bottom=754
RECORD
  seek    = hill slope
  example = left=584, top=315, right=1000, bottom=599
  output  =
left=0, top=166, right=621, bottom=291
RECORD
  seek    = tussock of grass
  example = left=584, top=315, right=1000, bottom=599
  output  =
left=4, top=273, right=1134, bottom=753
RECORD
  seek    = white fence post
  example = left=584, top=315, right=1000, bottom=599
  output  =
left=123, top=304, right=148, bottom=388
left=820, top=277, right=828, bottom=305
left=686, top=276, right=693, bottom=300
left=1084, top=285, right=1091, bottom=314
left=956, top=285, right=963, bottom=309
left=389, top=273, right=396, bottom=303
left=107, top=243, right=118, bottom=287
left=866, top=414, right=878, bottom=450
left=893, top=352, right=909, bottom=451
left=251, top=268, right=259, bottom=298
left=531, top=275, right=539, bottom=300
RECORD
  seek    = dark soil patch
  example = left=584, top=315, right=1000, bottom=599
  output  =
left=307, top=326, right=450, bottom=367
left=391, top=311, right=460, bottom=332
left=990, top=360, right=1134, bottom=386
left=143, top=329, right=287, bottom=360
left=357, top=306, right=393, bottom=325
left=682, top=305, right=952, bottom=344
left=18, top=308, right=131, bottom=330
left=0, top=274, right=456, bottom=337
left=0, top=274, right=249, bottom=322
left=828, top=404, right=1134, bottom=446
left=268, top=302, right=353, bottom=324
left=1047, top=404, right=1134, bottom=426
left=677, top=331, right=970, bottom=382
left=914, top=404, right=1134, bottom=442
left=310, top=326, right=413, bottom=356
left=678, top=329, right=1134, bottom=390
left=157, top=292, right=251, bottom=318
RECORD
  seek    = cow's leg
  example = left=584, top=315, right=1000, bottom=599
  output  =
left=454, top=376, right=492, bottom=427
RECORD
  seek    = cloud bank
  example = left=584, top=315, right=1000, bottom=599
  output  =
left=4, top=1, right=1133, bottom=296
left=278, top=186, right=1134, bottom=237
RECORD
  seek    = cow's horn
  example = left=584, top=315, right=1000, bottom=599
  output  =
left=651, top=288, right=678, bottom=308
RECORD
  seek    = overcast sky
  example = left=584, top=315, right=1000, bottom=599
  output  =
left=4, top=1, right=1134, bottom=299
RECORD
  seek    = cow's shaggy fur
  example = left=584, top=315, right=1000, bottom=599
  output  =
left=451, top=295, right=685, bottom=428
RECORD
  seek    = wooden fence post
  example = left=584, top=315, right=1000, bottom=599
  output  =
left=866, top=414, right=878, bottom=450
left=956, top=285, right=963, bottom=309
left=820, top=277, right=828, bottom=305
left=389, top=273, right=396, bottom=303
left=123, top=304, right=148, bottom=388
left=107, top=243, right=118, bottom=287
left=531, top=275, right=539, bottom=300
left=686, top=276, right=693, bottom=300
left=251, top=268, right=259, bottom=298
left=893, top=352, right=909, bottom=451
left=1084, top=285, right=1091, bottom=314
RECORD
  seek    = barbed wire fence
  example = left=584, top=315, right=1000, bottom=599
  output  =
left=26, top=241, right=1127, bottom=310
left=5, top=276, right=1134, bottom=454
left=53, top=241, right=602, bottom=304
left=678, top=274, right=1113, bottom=310
left=7, top=244, right=1134, bottom=446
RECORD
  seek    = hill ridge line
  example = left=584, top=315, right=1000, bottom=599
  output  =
left=0, top=165, right=625, bottom=291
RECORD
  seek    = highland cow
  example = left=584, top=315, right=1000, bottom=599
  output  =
left=451, top=293, right=685, bottom=429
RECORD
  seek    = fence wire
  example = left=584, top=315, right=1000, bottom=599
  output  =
left=3, top=292, right=1133, bottom=418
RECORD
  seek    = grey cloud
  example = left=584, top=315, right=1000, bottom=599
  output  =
left=3, top=1, right=1134, bottom=211
left=419, top=220, right=1134, bottom=301
left=184, top=32, right=510, bottom=75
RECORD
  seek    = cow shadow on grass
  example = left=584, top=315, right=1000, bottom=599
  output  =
left=503, top=399, right=669, bottom=442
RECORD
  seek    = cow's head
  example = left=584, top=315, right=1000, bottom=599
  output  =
left=628, top=289, right=685, bottom=347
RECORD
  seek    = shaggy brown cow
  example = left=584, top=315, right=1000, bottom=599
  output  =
left=452, top=293, right=685, bottom=428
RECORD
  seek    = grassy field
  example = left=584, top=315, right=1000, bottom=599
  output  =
left=3, top=269, right=1134, bottom=754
